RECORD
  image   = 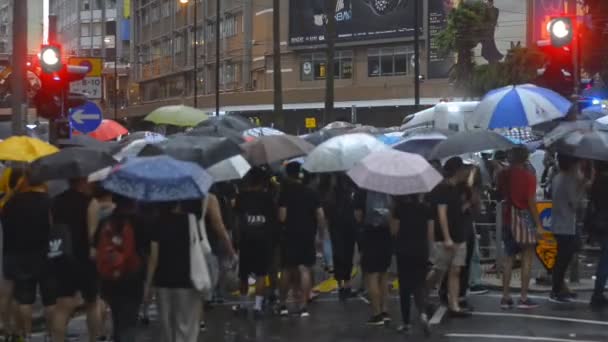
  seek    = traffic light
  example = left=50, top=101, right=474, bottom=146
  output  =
left=40, top=44, right=63, bottom=74
left=548, top=17, right=574, bottom=48
left=55, top=118, right=72, bottom=140
left=33, top=62, right=89, bottom=119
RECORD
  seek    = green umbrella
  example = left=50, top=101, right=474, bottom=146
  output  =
left=144, top=105, right=209, bottom=127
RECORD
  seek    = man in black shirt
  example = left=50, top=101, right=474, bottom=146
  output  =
left=232, top=167, right=276, bottom=317
left=427, top=157, right=472, bottom=317
left=277, top=162, right=327, bottom=317
left=52, top=178, right=103, bottom=342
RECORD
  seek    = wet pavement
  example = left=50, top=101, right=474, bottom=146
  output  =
left=32, top=290, right=608, bottom=342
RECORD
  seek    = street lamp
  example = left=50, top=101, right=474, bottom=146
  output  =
left=180, top=0, right=198, bottom=108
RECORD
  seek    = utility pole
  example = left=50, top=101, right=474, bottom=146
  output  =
left=48, top=15, right=58, bottom=143
left=11, top=0, right=27, bottom=135
left=215, top=0, right=220, bottom=116
left=324, top=0, right=337, bottom=126
left=272, top=0, right=283, bottom=127
left=193, top=0, right=198, bottom=108
left=413, top=0, right=421, bottom=109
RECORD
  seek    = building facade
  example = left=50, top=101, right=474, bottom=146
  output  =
left=0, top=0, right=44, bottom=56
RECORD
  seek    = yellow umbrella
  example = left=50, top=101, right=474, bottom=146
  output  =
left=0, top=136, right=59, bottom=162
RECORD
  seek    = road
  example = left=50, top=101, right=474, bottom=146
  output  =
left=30, top=290, right=608, bottom=342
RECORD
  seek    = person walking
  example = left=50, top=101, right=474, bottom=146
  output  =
left=426, top=157, right=471, bottom=317
left=94, top=195, right=145, bottom=342
left=355, top=189, right=392, bottom=325
left=232, top=167, right=277, bottom=317
left=277, top=162, right=328, bottom=317
left=390, top=194, right=433, bottom=335
left=499, top=147, right=545, bottom=310
left=550, top=154, right=586, bottom=303
left=52, top=178, right=104, bottom=342
left=587, top=161, right=608, bottom=308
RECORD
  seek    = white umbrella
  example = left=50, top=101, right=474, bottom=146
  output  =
left=207, top=155, right=251, bottom=183
left=303, top=133, right=389, bottom=173
left=113, top=139, right=150, bottom=161
left=347, top=150, right=443, bottom=195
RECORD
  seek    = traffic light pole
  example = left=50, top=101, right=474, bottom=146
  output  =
left=413, top=0, right=420, bottom=110
left=215, top=0, right=220, bottom=116
left=11, top=0, right=27, bottom=135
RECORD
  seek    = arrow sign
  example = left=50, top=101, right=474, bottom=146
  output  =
left=69, top=101, right=103, bottom=134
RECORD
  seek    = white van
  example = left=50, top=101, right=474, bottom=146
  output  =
left=402, top=101, right=480, bottom=133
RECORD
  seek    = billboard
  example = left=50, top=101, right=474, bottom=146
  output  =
left=288, top=0, right=420, bottom=46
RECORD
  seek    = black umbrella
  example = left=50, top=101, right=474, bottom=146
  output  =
left=302, top=128, right=349, bottom=146
left=187, top=125, right=245, bottom=144
left=139, top=135, right=242, bottom=168
left=551, top=129, right=608, bottom=161
left=30, top=147, right=117, bottom=183
left=57, top=135, right=113, bottom=150
left=195, top=115, right=255, bottom=132
left=429, top=130, right=517, bottom=160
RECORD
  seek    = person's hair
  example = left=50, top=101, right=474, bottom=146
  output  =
left=245, top=166, right=267, bottom=188
left=494, top=150, right=507, bottom=161
left=8, top=168, right=24, bottom=189
left=113, top=194, right=135, bottom=213
left=68, top=178, right=87, bottom=188
left=557, top=153, right=579, bottom=172
left=443, top=157, right=464, bottom=178
left=285, top=161, right=301, bottom=179
left=509, top=146, right=529, bottom=164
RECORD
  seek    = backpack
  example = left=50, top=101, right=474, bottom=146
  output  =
left=47, top=224, right=73, bottom=260
left=364, top=191, right=391, bottom=227
left=96, top=218, right=141, bottom=281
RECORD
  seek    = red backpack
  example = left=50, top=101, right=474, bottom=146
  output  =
left=96, top=219, right=141, bottom=281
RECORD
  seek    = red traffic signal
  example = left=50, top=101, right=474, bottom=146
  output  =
left=40, top=44, right=63, bottom=74
left=548, top=17, right=574, bottom=48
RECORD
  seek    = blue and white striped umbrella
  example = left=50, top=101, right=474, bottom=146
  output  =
left=473, top=84, right=572, bottom=129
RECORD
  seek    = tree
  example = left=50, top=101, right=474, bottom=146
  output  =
left=272, top=0, right=284, bottom=128
left=436, top=1, right=485, bottom=92
left=323, top=0, right=338, bottom=125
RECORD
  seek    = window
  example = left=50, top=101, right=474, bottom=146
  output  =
left=300, top=51, right=353, bottom=81
left=80, top=24, right=90, bottom=37
left=162, top=0, right=170, bottom=17
left=221, top=16, right=238, bottom=38
left=161, top=39, right=171, bottom=57
left=221, top=63, right=238, bottom=88
left=151, top=5, right=160, bottom=23
left=368, top=46, right=414, bottom=77
left=82, top=0, right=90, bottom=11
left=175, top=35, right=184, bottom=54
left=142, top=8, right=149, bottom=26
left=93, top=23, right=102, bottom=36
left=106, top=21, right=116, bottom=36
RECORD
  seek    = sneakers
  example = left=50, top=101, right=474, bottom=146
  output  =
left=231, top=305, right=248, bottom=316
left=549, top=292, right=572, bottom=304
left=396, top=324, right=411, bottom=333
left=500, top=297, right=514, bottom=310
left=590, top=294, right=608, bottom=309
left=366, top=314, right=385, bottom=326
left=420, top=313, right=432, bottom=337
left=468, top=285, right=489, bottom=295
left=447, top=308, right=472, bottom=318
left=380, top=312, right=391, bottom=323
left=278, top=305, right=289, bottom=317
left=297, top=308, right=310, bottom=318
left=199, top=321, right=207, bottom=332
left=517, top=298, right=540, bottom=310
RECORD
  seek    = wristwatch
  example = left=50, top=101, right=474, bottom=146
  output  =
left=364, top=0, right=406, bottom=16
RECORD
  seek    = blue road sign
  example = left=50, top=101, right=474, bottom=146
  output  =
left=69, top=101, right=103, bottom=134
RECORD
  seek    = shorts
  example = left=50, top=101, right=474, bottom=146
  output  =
left=56, top=258, right=99, bottom=303
left=239, top=234, right=273, bottom=281
left=281, top=233, right=316, bottom=268
left=431, top=242, right=466, bottom=272
left=360, top=227, right=392, bottom=274
left=503, top=208, right=537, bottom=257
left=13, top=254, right=57, bottom=306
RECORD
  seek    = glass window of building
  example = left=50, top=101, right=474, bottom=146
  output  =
left=300, top=51, right=353, bottom=81
left=81, top=24, right=90, bottom=37
left=162, top=0, right=171, bottom=17
left=93, top=23, right=102, bottom=36
left=82, top=0, right=90, bottom=11
left=221, top=16, right=238, bottom=38
left=151, top=5, right=160, bottom=22
left=368, top=46, right=414, bottom=77
left=142, top=8, right=149, bottom=26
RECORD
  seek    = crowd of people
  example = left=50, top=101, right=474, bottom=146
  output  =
left=0, top=145, right=606, bottom=342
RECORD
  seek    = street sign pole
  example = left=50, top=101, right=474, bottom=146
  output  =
left=11, top=0, right=27, bottom=136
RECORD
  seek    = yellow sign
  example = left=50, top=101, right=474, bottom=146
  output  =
left=124, top=0, right=131, bottom=18
left=535, top=201, right=557, bottom=271
left=68, top=57, right=103, bottom=77
left=305, top=117, right=317, bottom=129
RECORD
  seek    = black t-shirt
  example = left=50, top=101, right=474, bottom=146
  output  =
left=150, top=212, right=191, bottom=289
left=430, top=183, right=466, bottom=243
left=235, top=190, right=276, bottom=241
left=392, top=199, right=432, bottom=257
left=52, top=189, right=92, bottom=261
left=278, top=181, right=321, bottom=239
left=2, top=191, right=52, bottom=256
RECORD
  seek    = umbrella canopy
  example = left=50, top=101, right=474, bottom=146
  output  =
left=543, top=121, right=597, bottom=146
left=302, top=128, right=349, bottom=146
left=139, top=135, right=242, bottom=168
left=581, top=104, right=608, bottom=121
left=243, top=127, right=285, bottom=138
left=241, top=135, right=314, bottom=166
left=429, top=130, right=517, bottom=160
left=113, top=139, right=153, bottom=161
left=196, top=115, right=254, bottom=132
left=102, top=155, right=212, bottom=202
left=78, top=119, right=128, bottom=141
left=472, top=84, right=572, bottom=129
left=323, top=121, right=356, bottom=130
left=119, top=131, right=166, bottom=145
left=393, top=132, right=448, bottom=158
left=302, top=133, right=389, bottom=173
left=0, top=136, right=59, bottom=162
left=551, top=129, right=608, bottom=161
left=29, top=147, right=117, bottom=183
left=187, top=125, right=245, bottom=144
left=144, top=105, right=209, bottom=127
left=347, top=150, right=443, bottom=195
left=349, top=125, right=381, bottom=135
left=57, top=135, right=114, bottom=150
left=207, top=155, right=251, bottom=182
left=376, top=134, right=402, bottom=146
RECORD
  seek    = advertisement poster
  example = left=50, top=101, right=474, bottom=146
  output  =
left=427, top=0, right=455, bottom=79
left=288, top=0, right=420, bottom=46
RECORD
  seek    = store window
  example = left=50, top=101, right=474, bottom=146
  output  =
left=300, top=51, right=353, bottom=81
left=368, top=47, right=414, bottom=77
